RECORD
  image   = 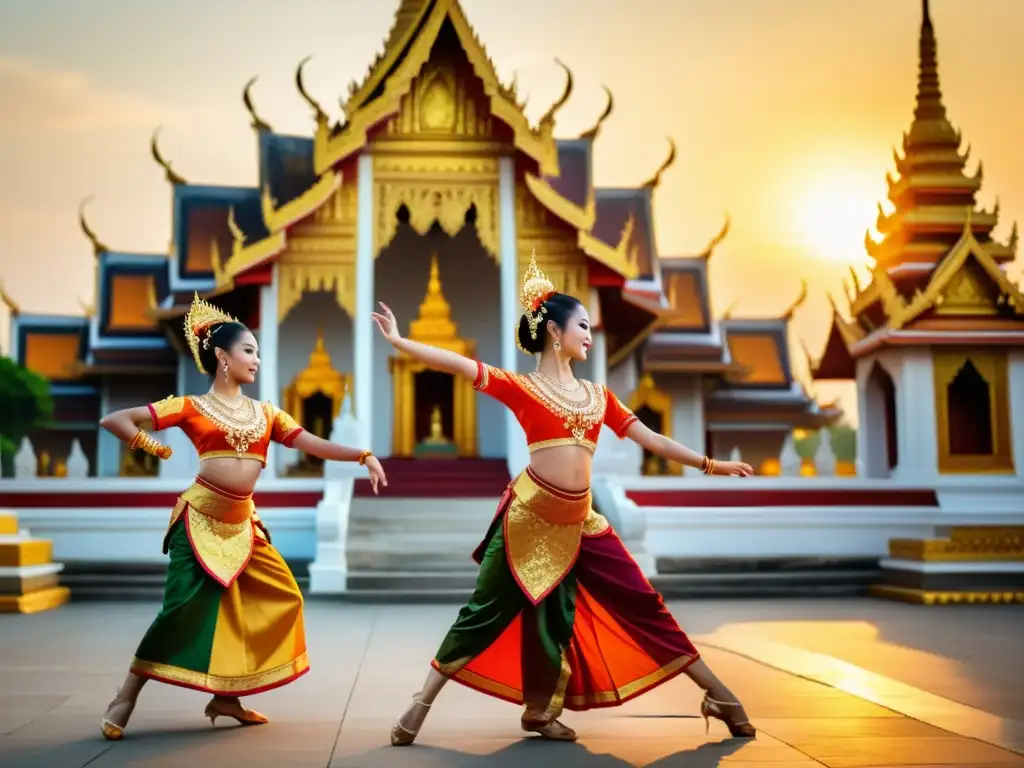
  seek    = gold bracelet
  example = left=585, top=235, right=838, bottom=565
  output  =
left=701, top=456, right=717, bottom=475
left=357, top=449, right=373, bottom=466
left=131, top=430, right=172, bottom=460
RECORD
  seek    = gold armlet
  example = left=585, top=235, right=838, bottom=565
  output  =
left=131, top=430, right=173, bottom=461
left=357, top=450, right=373, bottom=466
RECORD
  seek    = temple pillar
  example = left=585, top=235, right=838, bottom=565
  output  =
left=671, top=376, right=705, bottom=470
left=892, top=349, right=938, bottom=482
left=589, top=288, right=607, bottom=388
left=1010, top=350, right=1024, bottom=478
left=499, top=156, right=527, bottom=476
left=259, top=263, right=280, bottom=478
left=353, top=153, right=374, bottom=449
left=96, top=382, right=120, bottom=477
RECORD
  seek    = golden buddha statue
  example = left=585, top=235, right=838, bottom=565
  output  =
left=415, top=404, right=456, bottom=457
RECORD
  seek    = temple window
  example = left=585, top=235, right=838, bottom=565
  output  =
left=933, top=350, right=1013, bottom=474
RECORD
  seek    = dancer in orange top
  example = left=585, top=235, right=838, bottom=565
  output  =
left=98, top=294, right=386, bottom=741
left=382, top=252, right=756, bottom=746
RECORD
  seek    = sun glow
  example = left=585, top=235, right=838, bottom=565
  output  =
left=794, top=172, right=882, bottom=266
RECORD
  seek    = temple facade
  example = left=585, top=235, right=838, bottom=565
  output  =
left=1, top=0, right=839, bottom=482
left=812, top=0, right=1024, bottom=481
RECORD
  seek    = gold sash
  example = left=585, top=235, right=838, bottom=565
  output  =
left=163, top=478, right=262, bottom=588
left=504, top=469, right=610, bottom=605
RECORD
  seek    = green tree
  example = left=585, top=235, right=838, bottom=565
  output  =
left=0, top=356, right=53, bottom=475
left=793, top=426, right=857, bottom=462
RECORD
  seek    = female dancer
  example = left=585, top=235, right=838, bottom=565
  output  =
left=98, top=293, right=386, bottom=740
left=379, top=253, right=756, bottom=745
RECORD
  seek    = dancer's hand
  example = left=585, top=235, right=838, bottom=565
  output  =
left=365, top=455, right=387, bottom=494
left=372, top=302, right=401, bottom=344
left=715, top=460, right=754, bottom=477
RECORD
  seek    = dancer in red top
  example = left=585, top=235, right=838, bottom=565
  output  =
left=380, top=252, right=756, bottom=745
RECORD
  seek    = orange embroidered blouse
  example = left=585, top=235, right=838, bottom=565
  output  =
left=147, top=395, right=304, bottom=466
left=473, top=361, right=638, bottom=453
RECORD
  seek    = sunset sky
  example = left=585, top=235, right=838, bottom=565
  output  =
left=1, top=0, right=1022, bottom=425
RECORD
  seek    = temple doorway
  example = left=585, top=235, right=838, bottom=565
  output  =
left=374, top=208, right=502, bottom=459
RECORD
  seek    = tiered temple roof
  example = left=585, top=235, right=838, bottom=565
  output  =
left=5, top=0, right=839, bottom=433
left=814, top=0, right=1023, bottom=379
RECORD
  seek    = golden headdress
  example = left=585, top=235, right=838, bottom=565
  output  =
left=516, top=249, right=557, bottom=355
left=184, top=292, right=239, bottom=374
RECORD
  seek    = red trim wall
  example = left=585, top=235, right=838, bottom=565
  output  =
left=625, top=488, right=939, bottom=508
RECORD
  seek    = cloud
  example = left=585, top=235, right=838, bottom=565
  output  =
left=0, top=56, right=180, bottom=137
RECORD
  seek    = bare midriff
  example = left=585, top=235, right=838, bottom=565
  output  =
left=529, top=444, right=593, bottom=493
left=197, top=456, right=264, bottom=497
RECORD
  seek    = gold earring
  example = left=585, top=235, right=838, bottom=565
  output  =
left=553, top=340, right=561, bottom=352
left=222, top=361, right=229, bottom=382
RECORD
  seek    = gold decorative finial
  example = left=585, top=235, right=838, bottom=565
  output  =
left=296, top=56, right=328, bottom=124
left=77, top=297, right=95, bottom=318
left=517, top=249, right=556, bottom=353
left=150, top=128, right=187, bottom=185
left=720, top=297, right=739, bottom=320
left=848, top=265, right=862, bottom=293
left=642, top=138, right=677, bottom=189
left=227, top=206, right=245, bottom=244
left=539, top=58, right=573, bottom=127
left=0, top=280, right=21, bottom=317
left=408, top=253, right=458, bottom=343
left=578, top=85, right=613, bottom=141
left=963, top=205, right=974, bottom=238
left=78, top=196, right=110, bottom=257
left=699, top=214, right=731, bottom=259
left=183, top=292, right=239, bottom=374
left=782, top=279, right=808, bottom=320
left=243, top=76, right=273, bottom=132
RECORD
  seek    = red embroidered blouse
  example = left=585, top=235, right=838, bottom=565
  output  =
left=473, top=361, right=638, bottom=453
left=148, top=395, right=304, bottom=466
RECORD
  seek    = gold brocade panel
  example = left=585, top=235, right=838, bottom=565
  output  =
left=933, top=348, right=1014, bottom=474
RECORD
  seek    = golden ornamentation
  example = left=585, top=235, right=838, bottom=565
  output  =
left=319, top=0, right=560, bottom=177
left=78, top=196, right=110, bottom=257
left=578, top=85, right=613, bottom=141
left=537, top=58, right=573, bottom=130
left=242, top=76, right=272, bottom=132
left=888, top=530, right=1024, bottom=562
left=521, top=373, right=606, bottom=442
left=129, top=430, right=172, bottom=461
left=782, top=279, right=809, bottom=320
left=150, top=127, right=187, bottom=185
left=519, top=249, right=556, bottom=345
left=130, top=653, right=310, bottom=694
left=375, top=180, right=498, bottom=259
left=284, top=328, right=349, bottom=428
left=357, top=450, right=373, bottom=466
left=582, top=510, right=610, bottom=537
left=504, top=471, right=590, bottom=604
left=641, top=138, right=677, bottom=189
left=390, top=254, right=477, bottom=457
left=935, top=264, right=998, bottom=315
left=183, top=293, right=239, bottom=374
left=868, top=585, right=1024, bottom=606
left=190, top=393, right=269, bottom=457
left=629, top=373, right=679, bottom=475
left=296, top=56, right=329, bottom=125
left=932, top=348, right=1013, bottom=474
left=0, top=280, right=20, bottom=316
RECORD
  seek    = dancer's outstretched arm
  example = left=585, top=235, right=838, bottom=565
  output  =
left=624, top=421, right=754, bottom=476
left=289, top=431, right=387, bottom=493
left=372, top=301, right=477, bottom=380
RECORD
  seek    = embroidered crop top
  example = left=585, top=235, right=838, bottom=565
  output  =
left=147, top=395, right=304, bottom=466
left=473, top=361, right=638, bottom=453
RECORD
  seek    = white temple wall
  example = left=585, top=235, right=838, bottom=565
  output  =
left=607, top=353, right=639, bottom=401
left=666, top=375, right=705, bottom=460
left=372, top=225, right=505, bottom=458
left=96, top=374, right=176, bottom=477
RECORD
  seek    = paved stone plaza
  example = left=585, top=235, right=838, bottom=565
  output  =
left=2, top=598, right=1023, bottom=767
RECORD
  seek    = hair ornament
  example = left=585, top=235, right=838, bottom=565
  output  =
left=518, top=249, right=556, bottom=346
left=184, top=292, right=238, bottom=374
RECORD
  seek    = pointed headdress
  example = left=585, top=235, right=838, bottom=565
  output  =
left=184, top=292, right=239, bottom=374
left=516, top=249, right=557, bottom=355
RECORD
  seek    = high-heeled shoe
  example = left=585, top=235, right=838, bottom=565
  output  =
left=390, top=696, right=431, bottom=746
left=700, top=693, right=756, bottom=738
left=100, top=693, right=135, bottom=741
left=204, top=699, right=269, bottom=727
left=521, top=716, right=578, bottom=742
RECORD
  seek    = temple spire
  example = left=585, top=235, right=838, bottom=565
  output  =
left=915, top=0, right=944, bottom=122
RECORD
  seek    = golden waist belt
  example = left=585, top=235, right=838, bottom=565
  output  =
left=504, top=468, right=609, bottom=605
left=164, top=477, right=259, bottom=588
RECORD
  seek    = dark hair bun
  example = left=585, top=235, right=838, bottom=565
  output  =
left=517, top=312, right=546, bottom=355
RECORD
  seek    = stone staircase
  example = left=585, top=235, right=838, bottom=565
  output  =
left=0, top=509, right=70, bottom=613
left=344, top=458, right=509, bottom=599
